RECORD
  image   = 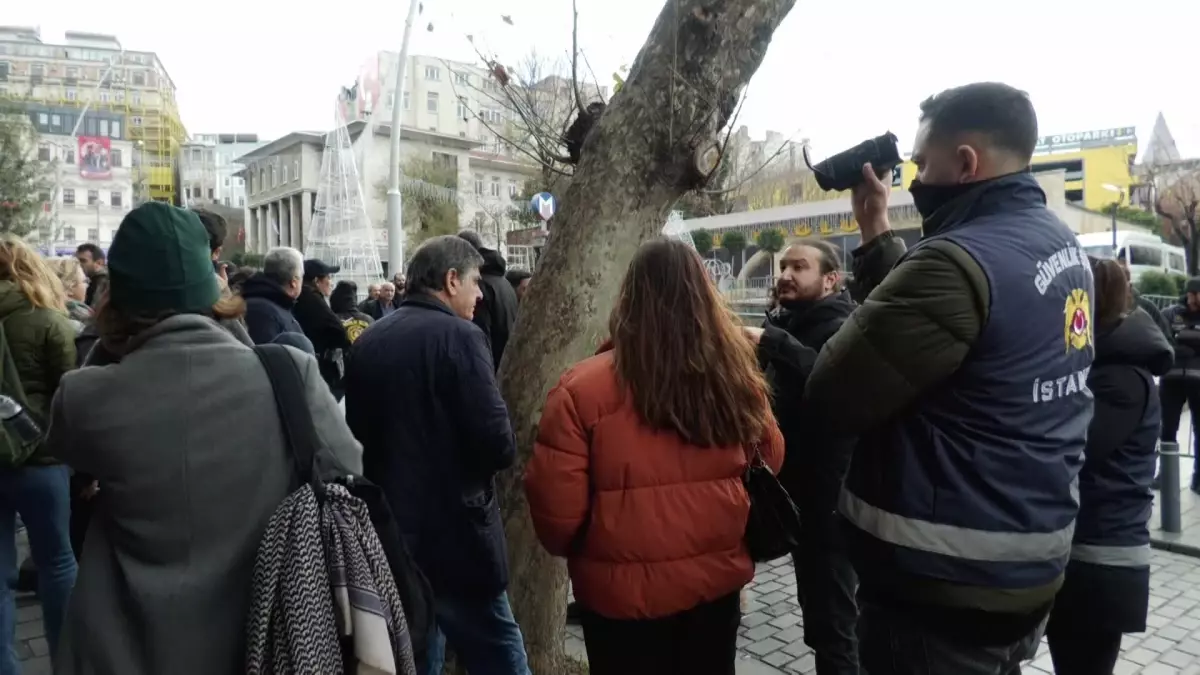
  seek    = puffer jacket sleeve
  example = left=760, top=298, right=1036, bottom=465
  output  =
left=758, top=414, right=786, bottom=476
left=43, top=314, right=77, bottom=399
left=525, top=382, right=590, bottom=558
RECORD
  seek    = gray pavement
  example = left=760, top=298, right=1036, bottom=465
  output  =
left=14, top=415, right=1200, bottom=673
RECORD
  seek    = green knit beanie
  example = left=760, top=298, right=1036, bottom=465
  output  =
left=108, top=202, right=220, bottom=315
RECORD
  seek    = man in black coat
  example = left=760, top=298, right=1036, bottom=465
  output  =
left=344, top=235, right=528, bottom=674
left=241, top=247, right=305, bottom=345
left=293, top=259, right=352, bottom=399
left=752, top=240, right=859, bottom=675
left=457, top=230, right=519, bottom=370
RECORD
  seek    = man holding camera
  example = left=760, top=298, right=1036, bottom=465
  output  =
left=806, top=82, right=1092, bottom=673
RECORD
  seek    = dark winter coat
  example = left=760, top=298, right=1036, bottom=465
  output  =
left=84, top=269, right=109, bottom=307
left=241, top=274, right=304, bottom=346
left=472, top=249, right=519, bottom=370
left=1162, top=302, right=1200, bottom=380
left=344, top=294, right=516, bottom=600
left=1049, top=307, right=1173, bottom=635
left=361, top=297, right=399, bottom=321
left=758, top=290, right=856, bottom=521
left=293, top=285, right=351, bottom=397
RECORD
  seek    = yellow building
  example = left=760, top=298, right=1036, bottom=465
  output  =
left=0, top=28, right=188, bottom=202
left=893, top=126, right=1137, bottom=211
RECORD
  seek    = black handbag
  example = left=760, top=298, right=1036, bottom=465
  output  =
left=742, top=444, right=804, bottom=562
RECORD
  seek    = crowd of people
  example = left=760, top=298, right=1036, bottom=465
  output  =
left=0, top=79, right=1185, bottom=675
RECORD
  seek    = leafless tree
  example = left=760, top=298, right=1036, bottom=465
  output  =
left=1158, top=170, right=1200, bottom=275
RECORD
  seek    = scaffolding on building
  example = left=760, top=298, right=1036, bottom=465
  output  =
left=306, top=104, right=383, bottom=296
left=0, top=44, right=188, bottom=204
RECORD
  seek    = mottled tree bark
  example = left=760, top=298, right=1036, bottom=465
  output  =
left=493, top=0, right=797, bottom=671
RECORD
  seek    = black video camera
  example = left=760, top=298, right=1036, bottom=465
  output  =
left=803, top=132, right=902, bottom=192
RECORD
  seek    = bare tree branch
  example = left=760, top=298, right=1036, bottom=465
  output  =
left=570, top=0, right=586, bottom=118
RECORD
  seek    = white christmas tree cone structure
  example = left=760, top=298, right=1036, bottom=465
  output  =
left=306, top=103, right=384, bottom=299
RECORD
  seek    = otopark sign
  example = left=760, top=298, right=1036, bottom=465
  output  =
left=1034, top=127, right=1137, bottom=153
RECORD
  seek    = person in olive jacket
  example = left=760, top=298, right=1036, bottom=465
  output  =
left=0, top=235, right=79, bottom=672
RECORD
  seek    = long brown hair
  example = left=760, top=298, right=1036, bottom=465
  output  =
left=95, top=293, right=247, bottom=357
left=609, top=238, right=772, bottom=448
left=1089, top=256, right=1130, bottom=329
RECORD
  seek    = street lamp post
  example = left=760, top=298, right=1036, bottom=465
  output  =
left=385, top=0, right=422, bottom=276
left=1103, top=183, right=1125, bottom=257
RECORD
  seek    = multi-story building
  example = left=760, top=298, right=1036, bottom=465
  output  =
left=336, top=52, right=597, bottom=242
left=238, top=131, right=325, bottom=254
left=27, top=124, right=135, bottom=253
left=0, top=26, right=187, bottom=204
left=180, top=133, right=266, bottom=210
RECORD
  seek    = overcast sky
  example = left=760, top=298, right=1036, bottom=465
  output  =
left=10, top=0, right=1199, bottom=161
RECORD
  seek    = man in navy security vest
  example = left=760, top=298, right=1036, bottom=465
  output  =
left=805, top=83, right=1094, bottom=673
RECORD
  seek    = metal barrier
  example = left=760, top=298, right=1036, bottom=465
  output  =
left=1161, top=441, right=1183, bottom=533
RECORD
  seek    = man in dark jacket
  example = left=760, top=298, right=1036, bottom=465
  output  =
left=344, top=235, right=528, bottom=674
left=75, top=243, right=109, bottom=307
left=242, top=247, right=305, bottom=345
left=1160, top=278, right=1200, bottom=491
left=293, top=259, right=352, bottom=399
left=806, top=83, right=1093, bottom=672
left=361, top=281, right=399, bottom=320
left=457, top=231, right=519, bottom=370
left=754, top=239, right=858, bottom=675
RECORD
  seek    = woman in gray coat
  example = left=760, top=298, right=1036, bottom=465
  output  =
left=46, top=202, right=363, bottom=675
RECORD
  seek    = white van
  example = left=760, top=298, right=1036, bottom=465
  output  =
left=1076, top=231, right=1187, bottom=282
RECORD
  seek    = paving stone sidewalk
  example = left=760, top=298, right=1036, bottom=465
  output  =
left=15, top=415, right=1200, bottom=674
left=13, top=545, right=1200, bottom=674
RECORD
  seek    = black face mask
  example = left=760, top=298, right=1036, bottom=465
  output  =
left=908, top=179, right=979, bottom=220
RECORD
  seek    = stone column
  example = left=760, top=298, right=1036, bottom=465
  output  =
left=280, top=198, right=292, bottom=248
left=258, top=205, right=269, bottom=249
left=301, top=191, right=313, bottom=251
left=245, top=207, right=257, bottom=253
left=290, top=194, right=302, bottom=252
left=269, top=202, right=280, bottom=247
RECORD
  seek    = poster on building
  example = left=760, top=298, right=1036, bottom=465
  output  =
left=78, top=137, right=112, bottom=180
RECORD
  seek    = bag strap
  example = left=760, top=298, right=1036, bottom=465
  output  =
left=254, top=344, right=322, bottom=490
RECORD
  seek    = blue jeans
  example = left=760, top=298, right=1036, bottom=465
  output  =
left=0, top=465, right=77, bottom=674
left=423, top=591, right=530, bottom=675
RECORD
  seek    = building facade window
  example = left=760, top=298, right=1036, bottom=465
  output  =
left=62, top=226, right=76, bottom=241
left=87, top=190, right=99, bottom=206
left=456, top=97, right=469, bottom=121
left=111, top=121, right=121, bottom=137
left=403, top=91, right=410, bottom=110
left=293, top=160, right=299, bottom=181
left=270, top=166, right=276, bottom=187
left=424, top=66, right=440, bottom=80
left=37, top=143, right=49, bottom=161
left=509, top=180, right=518, bottom=198
left=30, top=64, right=45, bottom=78
left=65, top=149, right=75, bottom=164
left=111, top=191, right=122, bottom=207
left=474, top=174, right=484, bottom=195
left=66, top=89, right=77, bottom=101
left=131, top=116, right=143, bottom=126
left=455, top=71, right=469, bottom=85
left=110, top=149, right=122, bottom=167
left=427, top=92, right=439, bottom=113
left=87, top=228, right=99, bottom=242
left=282, top=164, right=289, bottom=183
left=62, top=189, right=75, bottom=206
left=490, top=177, right=501, bottom=198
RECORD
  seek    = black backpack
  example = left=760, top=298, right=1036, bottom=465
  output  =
left=253, top=344, right=436, bottom=666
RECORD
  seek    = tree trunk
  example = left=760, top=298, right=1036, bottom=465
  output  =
left=492, top=0, right=796, bottom=671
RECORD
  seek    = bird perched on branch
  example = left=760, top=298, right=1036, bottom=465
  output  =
left=564, top=102, right=606, bottom=165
